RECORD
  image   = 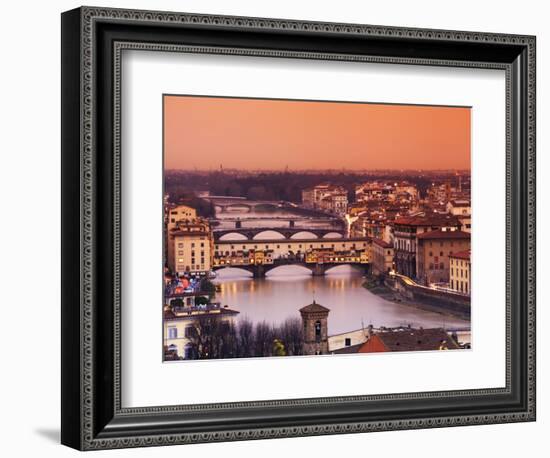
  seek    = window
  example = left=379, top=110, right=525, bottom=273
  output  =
left=178, top=243, right=184, bottom=248
left=201, top=242, right=204, bottom=247
left=167, top=327, right=177, bottom=339
left=178, top=251, right=183, bottom=256
left=345, top=338, right=351, bottom=347
left=315, top=320, right=322, bottom=342
left=184, top=326, right=193, bottom=338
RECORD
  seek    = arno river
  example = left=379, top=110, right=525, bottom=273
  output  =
left=212, top=266, right=470, bottom=336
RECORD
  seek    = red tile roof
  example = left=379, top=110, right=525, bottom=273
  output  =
left=299, top=301, right=330, bottom=314
left=394, top=214, right=460, bottom=227
left=450, top=249, right=471, bottom=260
left=359, top=328, right=459, bottom=352
left=417, top=229, right=470, bottom=240
left=372, top=238, right=393, bottom=249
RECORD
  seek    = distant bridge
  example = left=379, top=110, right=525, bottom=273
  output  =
left=204, top=196, right=342, bottom=218
left=203, top=196, right=283, bottom=214
left=213, top=227, right=347, bottom=241
left=212, top=258, right=369, bottom=278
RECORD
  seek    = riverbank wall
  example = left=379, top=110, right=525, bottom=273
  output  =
left=384, top=274, right=471, bottom=318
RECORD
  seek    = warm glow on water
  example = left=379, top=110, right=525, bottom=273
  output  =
left=213, top=266, right=469, bottom=335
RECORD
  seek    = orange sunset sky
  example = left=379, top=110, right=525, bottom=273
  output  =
left=164, top=95, right=470, bottom=171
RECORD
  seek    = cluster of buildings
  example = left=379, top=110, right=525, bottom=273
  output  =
left=163, top=172, right=472, bottom=360
left=301, top=184, right=349, bottom=216
left=345, top=177, right=471, bottom=296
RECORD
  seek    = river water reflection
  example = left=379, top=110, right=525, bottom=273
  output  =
left=212, top=266, right=470, bottom=335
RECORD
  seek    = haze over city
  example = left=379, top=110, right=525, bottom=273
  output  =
left=164, top=95, right=471, bottom=171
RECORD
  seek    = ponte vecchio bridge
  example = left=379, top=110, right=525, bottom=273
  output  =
left=212, top=236, right=371, bottom=278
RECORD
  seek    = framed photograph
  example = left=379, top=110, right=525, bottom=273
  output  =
left=61, top=6, right=536, bottom=450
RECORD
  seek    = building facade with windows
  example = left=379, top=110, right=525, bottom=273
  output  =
left=213, top=238, right=370, bottom=263
left=371, top=238, right=394, bottom=276
left=449, top=249, right=471, bottom=295
left=416, top=230, right=471, bottom=286
left=393, top=214, right=462, bottom=279
left=167, top=218, right=213, bottom=275
left=301, top=184, right=348, bottom=215
left=166, top=204, right=197, bottom=232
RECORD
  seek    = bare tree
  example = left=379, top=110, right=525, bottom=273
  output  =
left=236, top=317, right=255, bottom=358
left=278, top=317, right=304, bottom=356
left=254, top=321, right=274, bottom=357
left=186, top=315, right=234, bottom=359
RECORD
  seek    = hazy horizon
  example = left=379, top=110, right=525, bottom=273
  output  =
left=165, top=167, right=471, bottom=173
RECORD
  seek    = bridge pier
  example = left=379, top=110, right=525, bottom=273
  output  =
left=252, top=265, right=266, bottom=278
left=311, top=264, right=326, bottom=276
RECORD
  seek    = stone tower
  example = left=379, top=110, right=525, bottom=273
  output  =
left=299, top=301, right=330, bottom=355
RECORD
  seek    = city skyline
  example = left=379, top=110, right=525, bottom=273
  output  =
left=164, top=95, right=471, bottom=171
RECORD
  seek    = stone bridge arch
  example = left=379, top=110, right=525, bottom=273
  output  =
left=322, top=231, right=344, bottom=239
left=252, top=230, right=287, bottom=240
left=218, top=232, right=249, bottom=241
left=290, top=231, right=319, bottom=239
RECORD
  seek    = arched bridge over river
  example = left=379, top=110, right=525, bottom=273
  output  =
left=212, top=258, right=370, bottom=278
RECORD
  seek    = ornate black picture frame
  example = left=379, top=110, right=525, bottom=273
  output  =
left=61, top=6, right=536, bottom=450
